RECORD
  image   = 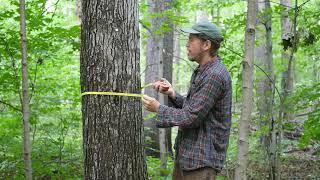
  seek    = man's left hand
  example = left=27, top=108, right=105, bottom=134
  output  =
left=142, top=95, right=160, bottom=112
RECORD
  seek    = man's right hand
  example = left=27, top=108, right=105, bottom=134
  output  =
left=153, top=78, right=175, bottom=99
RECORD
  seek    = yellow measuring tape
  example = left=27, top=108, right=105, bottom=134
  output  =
left=81, top=83, right=153, bottom=98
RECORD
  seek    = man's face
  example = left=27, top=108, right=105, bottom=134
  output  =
left=186, top=34, right=206, bottom=62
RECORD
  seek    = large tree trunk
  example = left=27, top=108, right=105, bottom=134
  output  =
left=234, top=0, right=257, bottom=179
left=19, top=0, right=32, bottom=179
left=80, top=1, right=147, bottom=179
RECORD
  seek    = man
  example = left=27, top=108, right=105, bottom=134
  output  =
left=142, top=21, right=232, bottom=180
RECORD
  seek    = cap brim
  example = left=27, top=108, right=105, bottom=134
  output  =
left=180, top=28, right=201, bottom=34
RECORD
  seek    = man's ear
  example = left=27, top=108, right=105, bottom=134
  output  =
left=202, top=40, right=212, bottom=51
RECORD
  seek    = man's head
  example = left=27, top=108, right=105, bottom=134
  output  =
left=181, top=22, right=223, bottom=61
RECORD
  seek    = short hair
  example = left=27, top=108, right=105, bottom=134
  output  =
left=193, top=33, right=222, bottom=57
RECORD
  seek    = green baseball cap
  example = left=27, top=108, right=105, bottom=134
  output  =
left=181, top=21, right=223, bottom=42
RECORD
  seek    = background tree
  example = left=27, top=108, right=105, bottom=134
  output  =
left=19, top=0, right=32, bottom=179
left=80, top=0, right=147, bottom=179
left=255, top=0, right=276, bottom=177
left=143, top=0, right=164, bottom=159
left=159, top=0, right=174, bottom=175
left=280, top=0, right=294, bottom=125
left=143, top=0, right=174, bottom=162
left=234, top=0, right=257, bottom=179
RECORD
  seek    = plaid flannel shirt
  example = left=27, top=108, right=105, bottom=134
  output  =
left=155, top=59, right=232, bottom=172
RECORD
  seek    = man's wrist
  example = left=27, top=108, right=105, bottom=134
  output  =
left=169, top=91, right=176, bottom=100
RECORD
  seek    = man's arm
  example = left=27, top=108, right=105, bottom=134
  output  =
left=168, top=92, right=185, bottom=109
left=155, top=75, right=224, bottom=128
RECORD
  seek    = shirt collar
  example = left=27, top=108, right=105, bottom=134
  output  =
left=196, top=58, right=220, bottom=73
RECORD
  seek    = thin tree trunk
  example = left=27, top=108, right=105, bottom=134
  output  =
left=144, top=0, right=163, bottom=158
left=144, top=0, right=174, bottom=161
left=234, top=0, right=257, bottom=179
left=80, top=0, right=147, bottom=179
left=279, top=0, right=295, bottom=179
left=211, top=0, right=221, bottom=25
left=216, top=1, right=221, bottom=25
left=158, top=25, right=166, bottom=171
left=280, top=0, right=294, bottom=122
left=255, top=0, right=269, bottom=138
left=19, top=0, right=32, bottom=179
left=158, top=65, right=167, bottom=175
left=76, top=0, right=81, bottom=24
left=172, top=11, right=181, bottom=92
left=255, top=0, right=276, bottom=177
left=159, top=0, right=174, bottom=173
left=263, top=1, right=279, bottom=178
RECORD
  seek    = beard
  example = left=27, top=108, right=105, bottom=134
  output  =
left=187, top=48, right=206, bottom=62
left=187, top=53, right=198, bottom=62
left=188, top=57, right=196, bottom=62
left=187, top=53, right=201, bottom=62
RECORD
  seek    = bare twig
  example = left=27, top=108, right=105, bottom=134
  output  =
left=298, top=0, right=312, bottom=8
left=140, top=62, right=159, bottom=76
left=223, top=43, right=244, bottom=58
left=263, top=0, right=311, bottom=10
left=296, top=111, right=318, bottom=117
left=0, top=99, right=21, bottom=112
left=254, top=64, right=282, bottom=102
left=139, top=20, right=152, bottom=35
left=40, top=0, right=61, bottom=20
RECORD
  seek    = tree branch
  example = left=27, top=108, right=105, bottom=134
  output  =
left=254, top=64, right=282, bottom=102
left=296, top=111, right=318, bottom=117
left=139, top=20, right=152, bottom=35
left=0, top=99, right=21, bottom=112
left=298, top=0, right=312, bottom=8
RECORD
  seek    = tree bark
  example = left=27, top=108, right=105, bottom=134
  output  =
left=76, top=0, right=81, bottom=24
left=280, top=0, right=294, bottom=122
left=144, top=0, right=174, bottom=161
left=144, top=0, right=163, bottom=158
left=19, top=0, right=33, bottom=179
left=160, top=0, right=174, bottom=173
left=264, top=1, right=279, bottom=179
left=80, top=0, right=147, bottom=179
left=172, top=11, right=181, bottom=92
left=234, top=0, right=257, bottom=179
left=255, top=0, right=276, bottom=178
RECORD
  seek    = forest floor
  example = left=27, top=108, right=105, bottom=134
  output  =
left=221, top=146, right=320, bottom=179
